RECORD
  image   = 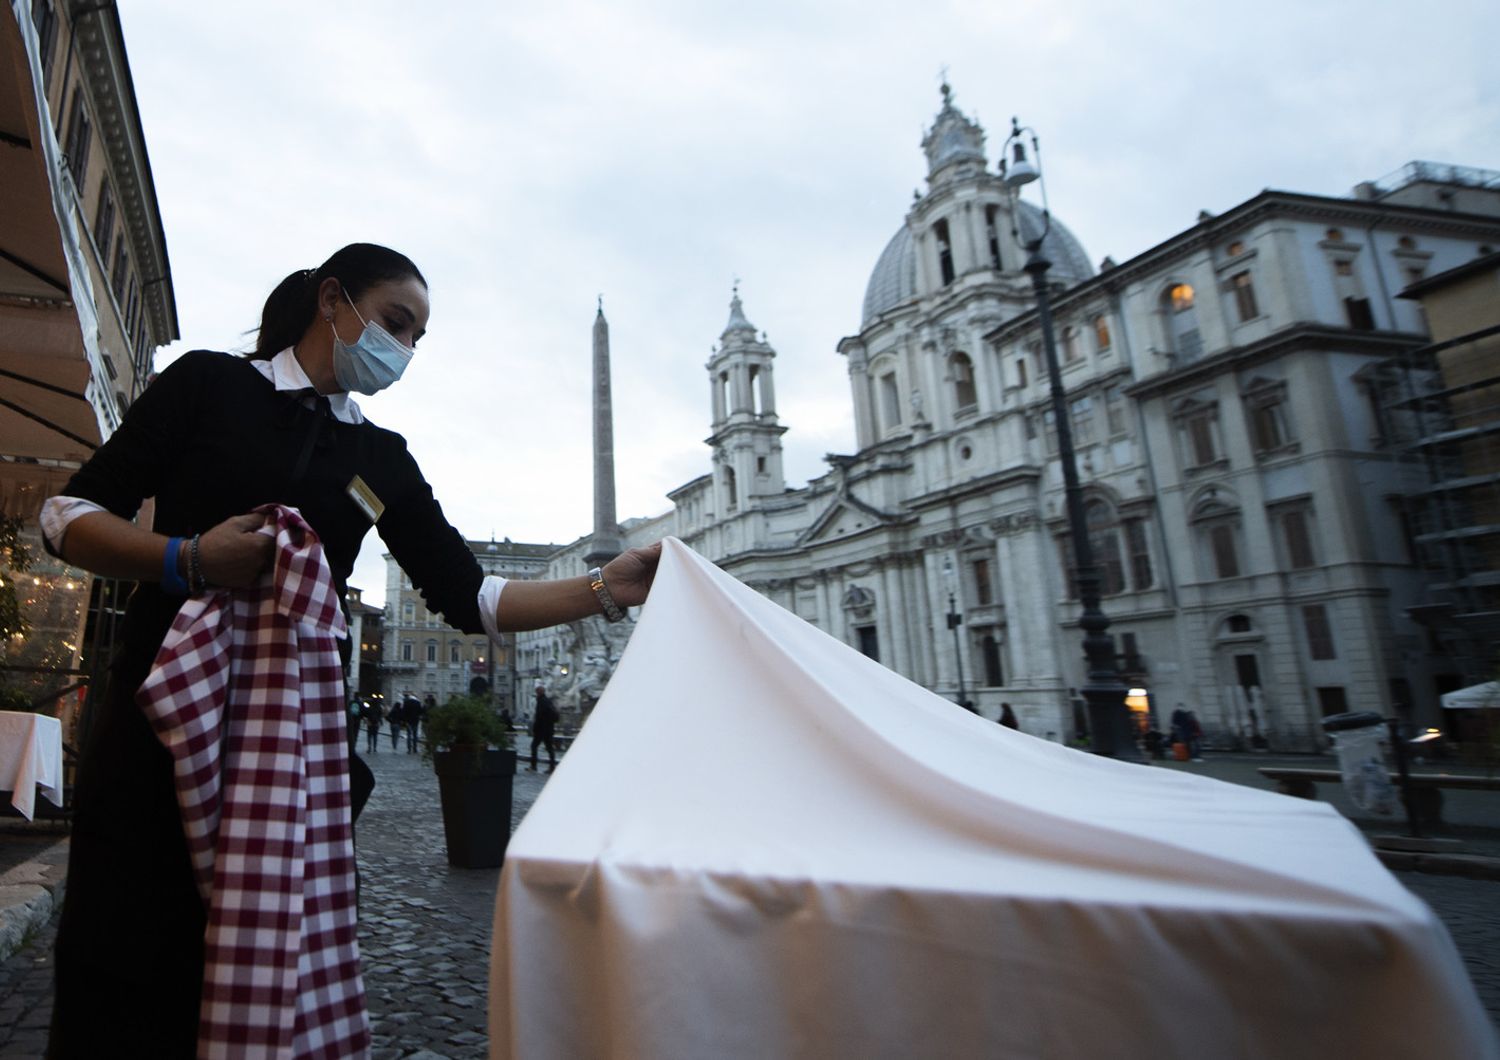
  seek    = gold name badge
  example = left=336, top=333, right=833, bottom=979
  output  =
left=346, top=475, right=385, bottom=524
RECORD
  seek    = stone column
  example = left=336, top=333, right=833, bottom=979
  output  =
left=586, top=304, right=624, bottom=565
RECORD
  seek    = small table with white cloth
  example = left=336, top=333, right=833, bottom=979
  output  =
left=0, top=710, right=64, bottom=820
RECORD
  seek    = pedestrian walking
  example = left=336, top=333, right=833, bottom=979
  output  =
left=998, top=702, right=1020, bottom=730
left=364, top=698, right=385, bottom=754
left=390, top=693, right=406, bottom=749
left=39, top=242, right=662, bottom=1057
left=1187, top=710, right=1206, bottom=761
left=530, top=683, right=559, bottom=773
left=407, top=693, right=427, bottom=753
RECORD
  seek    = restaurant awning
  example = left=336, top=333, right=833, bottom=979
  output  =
left=1, top=0, right=114, bottom=486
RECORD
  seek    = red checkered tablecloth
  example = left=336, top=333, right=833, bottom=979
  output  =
left=138, top=504, right=367, bottom=1059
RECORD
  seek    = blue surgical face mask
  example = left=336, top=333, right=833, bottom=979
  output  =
left=329, top=289, right=413, bottom=395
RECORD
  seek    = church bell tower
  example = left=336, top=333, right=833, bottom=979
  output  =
left=705, top=286, right=786, bottom=514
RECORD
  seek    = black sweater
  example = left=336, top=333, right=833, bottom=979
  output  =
left=59, top=349, right=485, bottom=687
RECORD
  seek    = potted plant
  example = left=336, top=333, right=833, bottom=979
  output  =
left=424, top=694, right=516, bottom=868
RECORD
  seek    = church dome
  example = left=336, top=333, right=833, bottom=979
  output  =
left=861, top=226, right=917, bottom=326
left=860, top=202, right=1094, bottom=326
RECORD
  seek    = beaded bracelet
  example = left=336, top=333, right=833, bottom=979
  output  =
left=187, top=533, right=207, bottom=594
left=162, top=536, right=188, bottom=595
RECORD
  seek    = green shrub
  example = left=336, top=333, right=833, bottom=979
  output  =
left=423, top=693, right=511, bottom=762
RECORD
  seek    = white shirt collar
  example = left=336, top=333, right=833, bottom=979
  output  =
left=251, top=348, right=365, bottom=424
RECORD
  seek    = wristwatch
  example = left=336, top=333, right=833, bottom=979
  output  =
left=588, top=566, right=626, bottom=623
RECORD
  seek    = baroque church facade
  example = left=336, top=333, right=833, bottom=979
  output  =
left=509, top=88, right=1500, bottom=747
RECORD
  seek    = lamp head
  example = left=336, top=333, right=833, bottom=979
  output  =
left=1003, top=140, right=1039, bottom=188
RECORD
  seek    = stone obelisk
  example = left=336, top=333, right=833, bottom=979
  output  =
left=584, top=298, right=625, bottom=567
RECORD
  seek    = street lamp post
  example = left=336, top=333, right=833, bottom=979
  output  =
left=1002, top=118, right=1141, bottom=761
left=942, top=555, right=972, bottom=711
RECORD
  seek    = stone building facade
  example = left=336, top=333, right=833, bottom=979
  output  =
left=377, top=538, right=555, bottom=713
left=1386, top=239, right=1500, bottom=735
left=1, top=1, right=176, bottom=718
left=512, top=90, right=1500, bottom=751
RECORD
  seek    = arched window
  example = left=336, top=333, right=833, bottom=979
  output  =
left=1192, top=497, right=1243, bottom=580
left=1162, top=283, right=1203, bottom=360
left=950, top=352, right=977, bottom=412
left=1085, top=500, right=1126, bottom=595
left=1092, top=315, right=1111, bottom=352
left=934, top=218, right=955, bottom=285
left=1061, top=325, right=1081, bottom=364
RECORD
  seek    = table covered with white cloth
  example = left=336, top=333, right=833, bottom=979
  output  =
left=0, top=710, right=63, bottom=820
left=489, top=539, right=1496, bottom=1059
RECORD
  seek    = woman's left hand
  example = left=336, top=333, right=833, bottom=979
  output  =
left=602, top=541, right=663, bottom=608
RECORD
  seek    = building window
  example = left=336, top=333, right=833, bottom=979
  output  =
left=981, top=634, right=1004, bottom=687
left=1302, top=605, right=1336, bottom=660
left=971, top=557, right=994, bottom=606
left=1056, top=535, right=1078, bottom=599
left=985, top=204, right=1003, bottom=270
left=1316, top=687, right=1348, bottom=717
left=450, top=641, right=461, bottom=663
left=401, top=641, right=413, bottom=662
left=426, top=639, right=438, bottom=662
left=1092, top=315, right=1111, bottom=353
left=1271, top=504, right=1317, bottom=570
left=94, top=183, right=116, bottom=264
left=950, top=352, right=977, bottom=412
left=856, top=625, right=879, bottom=661
left=1243, top=378, right=1294, bottom=454
left=1229, top=271, right=1259, bottom=322
left=1208, top=524, right=1240, bottom=578
left=1042, top=408, right=1059, bottom=455
left=1226, top=240, right=1245, bottom=257
left=62, top=87, right=92, bottom=187
left=1345, top=296, right=1375, bottom=330
left=934, top=218, right=955, bottom=285
left=1086, top=500, right=1127, bottom=596
left=1104, top=385, right=1127, bottom=436
left=724, top=466, right=737, bottom=511
left=111, top=241, right=129, bottom=302
left=1061, top=325, right=1081, bottom=364
left=1124, top=517, right=1153, bottom=590
left=1070, top=396, right=1095, bottom=445
left=1015, top=356, right=1028, bottom=389
left=1162, top=283, right=1203, bottom=360
left=1174, top=398, right=1221, bottom=468
left=402, top=601, right=414, bottom=622
left=879, top=370, right=901, bottom=431
left=125, top=279, right=139, bottom=335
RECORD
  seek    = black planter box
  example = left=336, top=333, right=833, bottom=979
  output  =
left=433, top=748, right=517, bottom=868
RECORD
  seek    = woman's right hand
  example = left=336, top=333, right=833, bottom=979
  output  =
left=198, top=512, right=275, bottom=588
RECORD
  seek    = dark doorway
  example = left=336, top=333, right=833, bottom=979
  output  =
left=1234, top=653, right=1260, bottom=690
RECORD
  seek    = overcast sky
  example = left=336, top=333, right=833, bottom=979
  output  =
left=119, top=0, right=1499, bottom=605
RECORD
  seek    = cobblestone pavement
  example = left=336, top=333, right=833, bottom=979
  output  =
left=0, top=743, right=1495, bottom=1057
left=354, top=740, right=549, bottom=1060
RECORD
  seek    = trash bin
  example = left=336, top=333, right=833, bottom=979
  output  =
left=1321, top=711, right=1396, bottom=816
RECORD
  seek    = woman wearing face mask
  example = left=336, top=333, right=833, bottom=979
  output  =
left=41, top=242, right=661, bottom=1057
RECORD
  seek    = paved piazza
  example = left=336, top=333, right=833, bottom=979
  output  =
left=0, top=748, right=1495, bottom=1057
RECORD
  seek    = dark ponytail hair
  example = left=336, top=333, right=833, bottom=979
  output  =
left=251, top=242, right=427, bottom=359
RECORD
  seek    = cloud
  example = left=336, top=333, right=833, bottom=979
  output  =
left=121, top=0, right=1500, bottom=603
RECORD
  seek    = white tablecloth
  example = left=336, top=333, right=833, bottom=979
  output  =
left=0, top=711, right=63, bottom=820
left=490, top=538, right=1498, bottom=1060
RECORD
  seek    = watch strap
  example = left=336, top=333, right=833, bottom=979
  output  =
left=588, top=566, right=625, bottom=623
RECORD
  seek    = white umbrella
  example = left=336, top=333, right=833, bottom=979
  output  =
left=1441, top=682, right=1500, bottom=710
